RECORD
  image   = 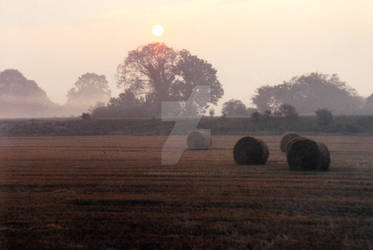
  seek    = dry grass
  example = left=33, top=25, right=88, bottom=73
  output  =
left=0, top=135, right=372, bottom=249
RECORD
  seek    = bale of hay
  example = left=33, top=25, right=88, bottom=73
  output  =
left=286, top=135, right=305, bottom=153
left=287, top=137, right=330, bottom=171
left=317, top=142, right=330, bottom=171
left=233, top=136, right=269, bottom=165
left=280, top=133, right=300, bottom=152
left=187, top=130, right=211, bottom=150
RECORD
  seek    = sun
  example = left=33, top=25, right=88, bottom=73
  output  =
left=152, top=25, right=164, bottom=37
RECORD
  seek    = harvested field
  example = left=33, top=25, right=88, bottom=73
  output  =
left=0, top=135, right=372, bottom=249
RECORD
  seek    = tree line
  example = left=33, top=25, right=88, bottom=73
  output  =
left=2, top=42, right=373, bottom=119
left=89, top=43, right=373, bottom=119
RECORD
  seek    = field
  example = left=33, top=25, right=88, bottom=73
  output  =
left=0, top=135, right=372, bottom=249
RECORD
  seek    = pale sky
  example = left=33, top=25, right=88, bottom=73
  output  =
left=1, top=0, right=373, bottom=108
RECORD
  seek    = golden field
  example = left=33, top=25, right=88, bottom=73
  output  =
left=0, top=135, right=372, bottom=249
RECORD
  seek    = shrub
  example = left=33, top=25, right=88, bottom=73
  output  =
left=316, top=108, right=334, bottom=126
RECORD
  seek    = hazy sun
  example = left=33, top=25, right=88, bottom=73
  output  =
left=152, top=25, right=164, bottom=37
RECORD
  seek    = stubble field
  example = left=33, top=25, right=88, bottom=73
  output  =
left=0, top=135, right=372, bottom=249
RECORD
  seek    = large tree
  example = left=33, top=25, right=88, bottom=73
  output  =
left=117, top=43, right=224, bottom=116
left=252, top=73, right=363, bottom=115
left=66, top=73, right=111, bottom=113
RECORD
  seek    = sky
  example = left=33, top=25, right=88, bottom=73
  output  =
left=1, top=0, right=373, bottom=109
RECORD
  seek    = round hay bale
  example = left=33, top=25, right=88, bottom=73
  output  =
left=187, top=130, right=211, bottom=150
left=233, top=136, right=269, bottom=165
left=317, top=142, right=330, bottom=171
left=286, top=135, right=306, bottom=153
left=280, top=133, right=300, bottom=152
left=287, top=137, right=330, bottom=171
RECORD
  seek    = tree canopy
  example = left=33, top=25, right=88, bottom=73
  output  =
left=116, top=43, right=224, bottom=116
left=222, top=99, right=254, bottom=117
left=362, top=93, right=373, bottom=114
left=0, top=69, right=60, bottom=118
left=252, top=73, right=363, bottom=115
left=66, top=73, right=111, bottom=111
left=275, top=104, right=299, bottom=119
left=91, top=89, right=147, bottom=118
left=0, top=69, right=49, bottom=101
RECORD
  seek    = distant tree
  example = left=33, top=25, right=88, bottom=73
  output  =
left=117, top=43, right=224, bottom=116
left=362, top=94, right=373, bottom=114
left=315, top=108, right=334, bottom=126
left=276, top=104, right=299, bottom=119
left=263, top=110, right=272, bottom=119
left=0, top=69, right=49, bottom=100
left=108, top=89, right=143, bottom=108
left=222, top=99, right=249, bottom=117
left=88, top=101, right=105, bottom=113
left=91, top=89, right=147, bottom=118
left=246, top=107, right=257, bottom=116
left=66, top=73, right=111, bottom=111
left=209, top=108, right=215, bottom=117
left=0, top=69, right=61, bottom=118
left=252, top=73, right=363, bottom=115
left=80, top=112, right=91, bottom=120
